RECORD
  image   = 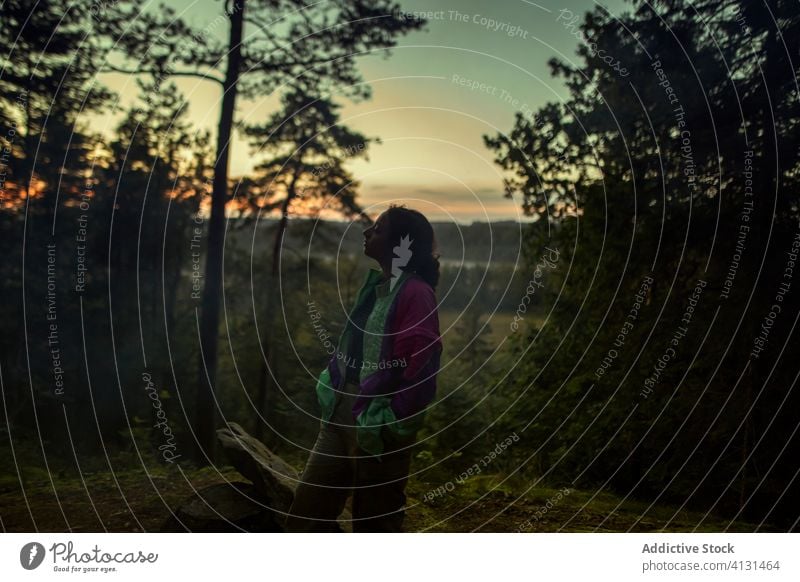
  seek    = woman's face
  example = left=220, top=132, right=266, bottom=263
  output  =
left=363, top=212, right=390, bottom=261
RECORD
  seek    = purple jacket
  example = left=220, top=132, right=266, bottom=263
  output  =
left=381, top=274, right=443, bottom=419
left=318, top=269, right=443, bottom=430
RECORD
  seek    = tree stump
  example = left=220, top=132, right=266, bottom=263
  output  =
left=215, top=422, right=298, bottom=514
left=163, top=422, right=353, bottom=532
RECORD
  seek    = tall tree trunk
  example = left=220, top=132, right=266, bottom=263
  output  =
left=272, top=171, right=298, bottom=276
left=195, top=0, right=246, bottom=463
left=254, top=175, right=296, bottom=442
left=253, top=354, right=271, bottom=441
left=738, top=22, right=781, bottom=507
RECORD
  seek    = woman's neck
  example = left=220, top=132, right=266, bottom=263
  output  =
left=378, top=260, right=392, bottom=281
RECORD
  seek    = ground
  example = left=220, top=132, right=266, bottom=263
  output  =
left=0, top=462, right=771, bottom=533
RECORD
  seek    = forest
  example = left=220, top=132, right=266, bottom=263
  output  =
left=1, top=0, right=798, bottom=532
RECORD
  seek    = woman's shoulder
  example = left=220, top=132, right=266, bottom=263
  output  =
left=394, top=273, right=441, bottom=337
left=395, top=273, right=438, bottom=321
left=400, top=273, right=436, bottom=300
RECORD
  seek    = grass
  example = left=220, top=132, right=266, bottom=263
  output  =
left=0, top=459, right=772, bottom=533
left=403, top=473, right=771, bottom=533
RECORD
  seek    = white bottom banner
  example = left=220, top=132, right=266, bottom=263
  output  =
left=1, top=533, right=797, bottom=581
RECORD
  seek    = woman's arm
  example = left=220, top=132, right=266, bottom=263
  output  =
left=388, top=277, right=442, bottom=418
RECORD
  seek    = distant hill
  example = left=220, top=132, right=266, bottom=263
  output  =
left=231, top=217, right=529, bottom=266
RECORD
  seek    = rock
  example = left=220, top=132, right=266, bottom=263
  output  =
left=161, top=482, right=282, bottom=532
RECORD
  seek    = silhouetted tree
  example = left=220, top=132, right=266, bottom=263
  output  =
left=485, top=0, right=800, bottom=527
left=95, top=0, right=426, bottom=461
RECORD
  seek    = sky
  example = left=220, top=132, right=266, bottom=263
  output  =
left=96, top=0, right=631, bottom=222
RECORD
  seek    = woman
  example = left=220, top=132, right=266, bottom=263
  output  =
left=286, top=205, right=442, bottom=533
